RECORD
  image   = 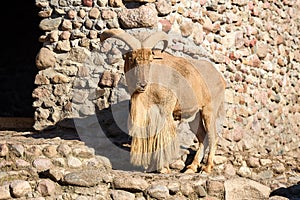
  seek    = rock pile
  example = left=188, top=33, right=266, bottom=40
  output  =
left=0, top=131, right=299, bottom=199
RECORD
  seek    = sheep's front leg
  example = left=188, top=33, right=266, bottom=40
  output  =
left=159, top=165, right=171, bottom=174
left=185, top=143, right=205, bottom=173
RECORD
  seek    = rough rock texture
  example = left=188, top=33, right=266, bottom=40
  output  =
left=118, top=4, right=158, bottom=28
left=5, top=0, right=298, bottom=199
left=0, top=131, right=299, bottom=199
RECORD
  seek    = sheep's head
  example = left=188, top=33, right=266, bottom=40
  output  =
left=100, top=29, right=168, bottom=93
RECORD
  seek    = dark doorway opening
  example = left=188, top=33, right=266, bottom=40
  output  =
left=0, top=2, right=42, bottom=118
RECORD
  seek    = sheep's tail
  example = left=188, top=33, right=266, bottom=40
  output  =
left=129, top=105, right=179, bottom=172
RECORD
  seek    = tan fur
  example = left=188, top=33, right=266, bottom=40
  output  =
left=100, top=29, right=226, bottom=173
left=145, top=50, right=226, bottom=173
left=129, top=85, right=179, bottom=171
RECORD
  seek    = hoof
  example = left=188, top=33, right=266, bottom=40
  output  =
left=160, top=167, right=171, bottom=174
left=184, top=164, right=198, bottom=173
left=184, top=168, right=196, bottom=173
left=201, top=165, right=213, bottom=174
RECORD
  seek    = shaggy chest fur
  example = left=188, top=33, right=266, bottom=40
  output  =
left=133, top=84, right=178, bottom=114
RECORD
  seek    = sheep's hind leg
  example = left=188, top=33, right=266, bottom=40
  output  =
left=201, top=107, right=218, bottom=174
left=185, top=111, right=207, bottom=173
left=201, top=136, right=218, bottom=173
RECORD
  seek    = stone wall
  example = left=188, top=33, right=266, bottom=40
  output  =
left=33, top=0, right=300, bottom=159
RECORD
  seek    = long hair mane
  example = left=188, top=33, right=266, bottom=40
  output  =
left=129, top=94, right=179, bottom=172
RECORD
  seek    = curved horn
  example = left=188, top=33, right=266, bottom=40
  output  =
left=100, top=29, right=141, bottom=50
left=141, top=31, right=169, bottom=51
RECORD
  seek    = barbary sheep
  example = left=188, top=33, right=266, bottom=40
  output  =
left=100, top=29, right=226, bottom=173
